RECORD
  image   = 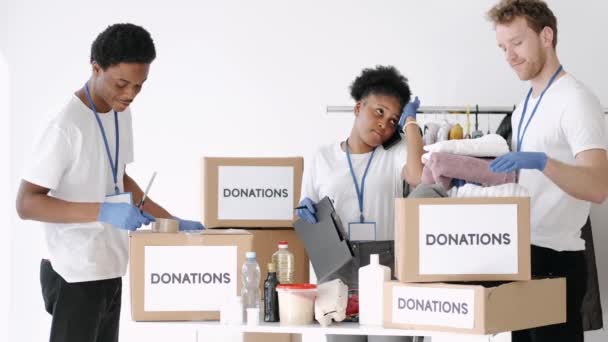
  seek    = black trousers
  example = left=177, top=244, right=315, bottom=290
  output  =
left=40, top=259, right=122, bottom=342
left=511, top=244, right=587, bottom=342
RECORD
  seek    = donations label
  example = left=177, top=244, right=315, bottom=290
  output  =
left=218, top=166, right=294, bottom=220
left=392, top=285, right=475, bottom=329
left=418, top=204, right=519, bottom=275
left=144, top=245, right=237, bottom=311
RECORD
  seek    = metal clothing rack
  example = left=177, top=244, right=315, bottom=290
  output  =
left=326, top=105, right=608, bottom=115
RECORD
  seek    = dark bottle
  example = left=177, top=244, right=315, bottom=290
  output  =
left=264, top=262, right=280, bottom=322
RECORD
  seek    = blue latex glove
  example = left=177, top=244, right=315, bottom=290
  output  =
left=399, top=96, right=421, bottom=127
left=489, top=152, right=548, bottom=173
left=172, top=216, right=204, bottom=231
left=98, top=202, right=155, bottom=231
left=296, top=197, right=317, bottom=224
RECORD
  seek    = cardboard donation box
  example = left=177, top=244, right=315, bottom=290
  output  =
left=201, top=157, right=304, bottom=228
left=394, top=197, right=531, bottom=282
left=129, top=230, right=253, bottom=321
left=247, top=229, right=310, bottom=292
left=383, top=278, right=566, bottom=334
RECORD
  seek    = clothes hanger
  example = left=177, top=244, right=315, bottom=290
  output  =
left=464, top=104, right=471, bottom=139
left=471, top=104, right=484, bottom=138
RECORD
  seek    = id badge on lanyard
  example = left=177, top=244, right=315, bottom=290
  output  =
left=84, top=83, right=132, bottom=203
left=345, top=139, right=377, bottom=241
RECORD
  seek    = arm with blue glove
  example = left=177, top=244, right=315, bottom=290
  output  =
left=124, top=172, right=204, bottom=231
left=296, top=197, right=317, bottom=224
left=400, top=96, right=424, bottom=186
left=490, top=149, right=608, bottom=204
left=172, top=217, right=204, bottom=231
left=98, top=202, right=155, bottom=231
left=489, top=151, right=548, bottom=173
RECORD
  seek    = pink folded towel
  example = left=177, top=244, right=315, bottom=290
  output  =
left=421, top=152, right=516, bottom=190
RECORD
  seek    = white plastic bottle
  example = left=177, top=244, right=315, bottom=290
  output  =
left=358, top=254, right=390, bottom=326
left=241, top=252, right=261, bottom=310
left=271, top=241, right=294, bottom=284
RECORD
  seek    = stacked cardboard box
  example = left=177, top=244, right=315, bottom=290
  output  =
left=129, top=229, right=253, bottom=321
left=129, top=157, right=308, bottom=342
left=383, top=197, right=567, bottom=334
left=202, top=157, right=308, bottom=342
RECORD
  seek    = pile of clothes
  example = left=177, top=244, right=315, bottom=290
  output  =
left=419, top=134, right=528, bottom=197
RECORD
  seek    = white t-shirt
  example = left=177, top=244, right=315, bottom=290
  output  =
left=300, top=139, right=407, bottom=241
left=23, top=95, right=135, bottom=282
left=512, top=74, right=606, bottom=251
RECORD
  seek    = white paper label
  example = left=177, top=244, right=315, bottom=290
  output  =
left=418, top=204, right=518, bottom=275
left=218, top=166, right=294, bottom=220
left=144, top=246, right=237, bottom=312
left=392, top=285, right=475, bottom=329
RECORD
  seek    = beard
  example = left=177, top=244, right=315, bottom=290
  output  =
left=517, top=49, right=546, bottom=81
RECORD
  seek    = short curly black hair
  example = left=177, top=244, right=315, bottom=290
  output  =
left=350, top=65, right=411, bottom=111
left=90, top=23, right=156, bottom=70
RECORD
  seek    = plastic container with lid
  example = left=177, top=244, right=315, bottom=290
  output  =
left=276, top=284, right=317, bottom=325
left=272, top=241, right=295, bottom=284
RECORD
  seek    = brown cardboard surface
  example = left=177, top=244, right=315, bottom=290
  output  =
left=394, top=197, right=531, bottom=282
left=201, top=157, right=304, bottom=228
left=129, top=230, right=253, bottom=321
left=484, top=278, right=567, bottom=334
left=383, top=278, right=566, bottom=334
left=243, top=333, right=293, bottom=342
left=245, top=229, right=310, bottom=294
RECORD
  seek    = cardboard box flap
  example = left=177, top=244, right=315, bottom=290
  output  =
left=484, top=278, right=566, bottom=334
left=131, top=229, right=252, bottom=237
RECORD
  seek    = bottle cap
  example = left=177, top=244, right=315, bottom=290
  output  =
left=268, top=263, right=276, bottom=272
left=278, top=240, right=288, bottom=248
left=246, top=251, right=256, bottom=259
left=370, top=254, right=379, bottom=265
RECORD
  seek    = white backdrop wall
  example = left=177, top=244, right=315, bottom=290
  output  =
left=1, top=53, right=11, bottom=342
left=2, top=1, right=607, bottom=341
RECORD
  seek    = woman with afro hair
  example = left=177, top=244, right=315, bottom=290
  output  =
left=297, top=65, right=423, bottom=342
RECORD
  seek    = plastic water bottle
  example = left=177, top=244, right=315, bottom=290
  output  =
left=271, top=241, right=295, bottom=284
left=241, top=252, right=261, bottom=310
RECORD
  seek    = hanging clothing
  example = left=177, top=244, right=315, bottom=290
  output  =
left=496, top=112, right=513, bottom=147
left=436, top=120, right=452, bottom=142
left=448, top=123, right=464, bottom=140
left=423, top=122, right=440, bottom=145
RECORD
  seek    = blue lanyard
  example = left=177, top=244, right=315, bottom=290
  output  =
left=345, top=139, right=376, bottom=223
left=516, top=65, right=563, bottom=152
left=84, top=83, right=120, bottom=194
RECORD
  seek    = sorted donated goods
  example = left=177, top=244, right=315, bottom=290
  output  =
left=315, top=279, right=349, bottom=327
left=276, top=284, right=318, bottom=325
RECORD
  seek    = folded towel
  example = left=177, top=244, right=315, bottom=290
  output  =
left=449, top=183, right=529, bottom=198
left=421, top=152, right=516, bottom=190
left=424, top=133, right=510, bottom=157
